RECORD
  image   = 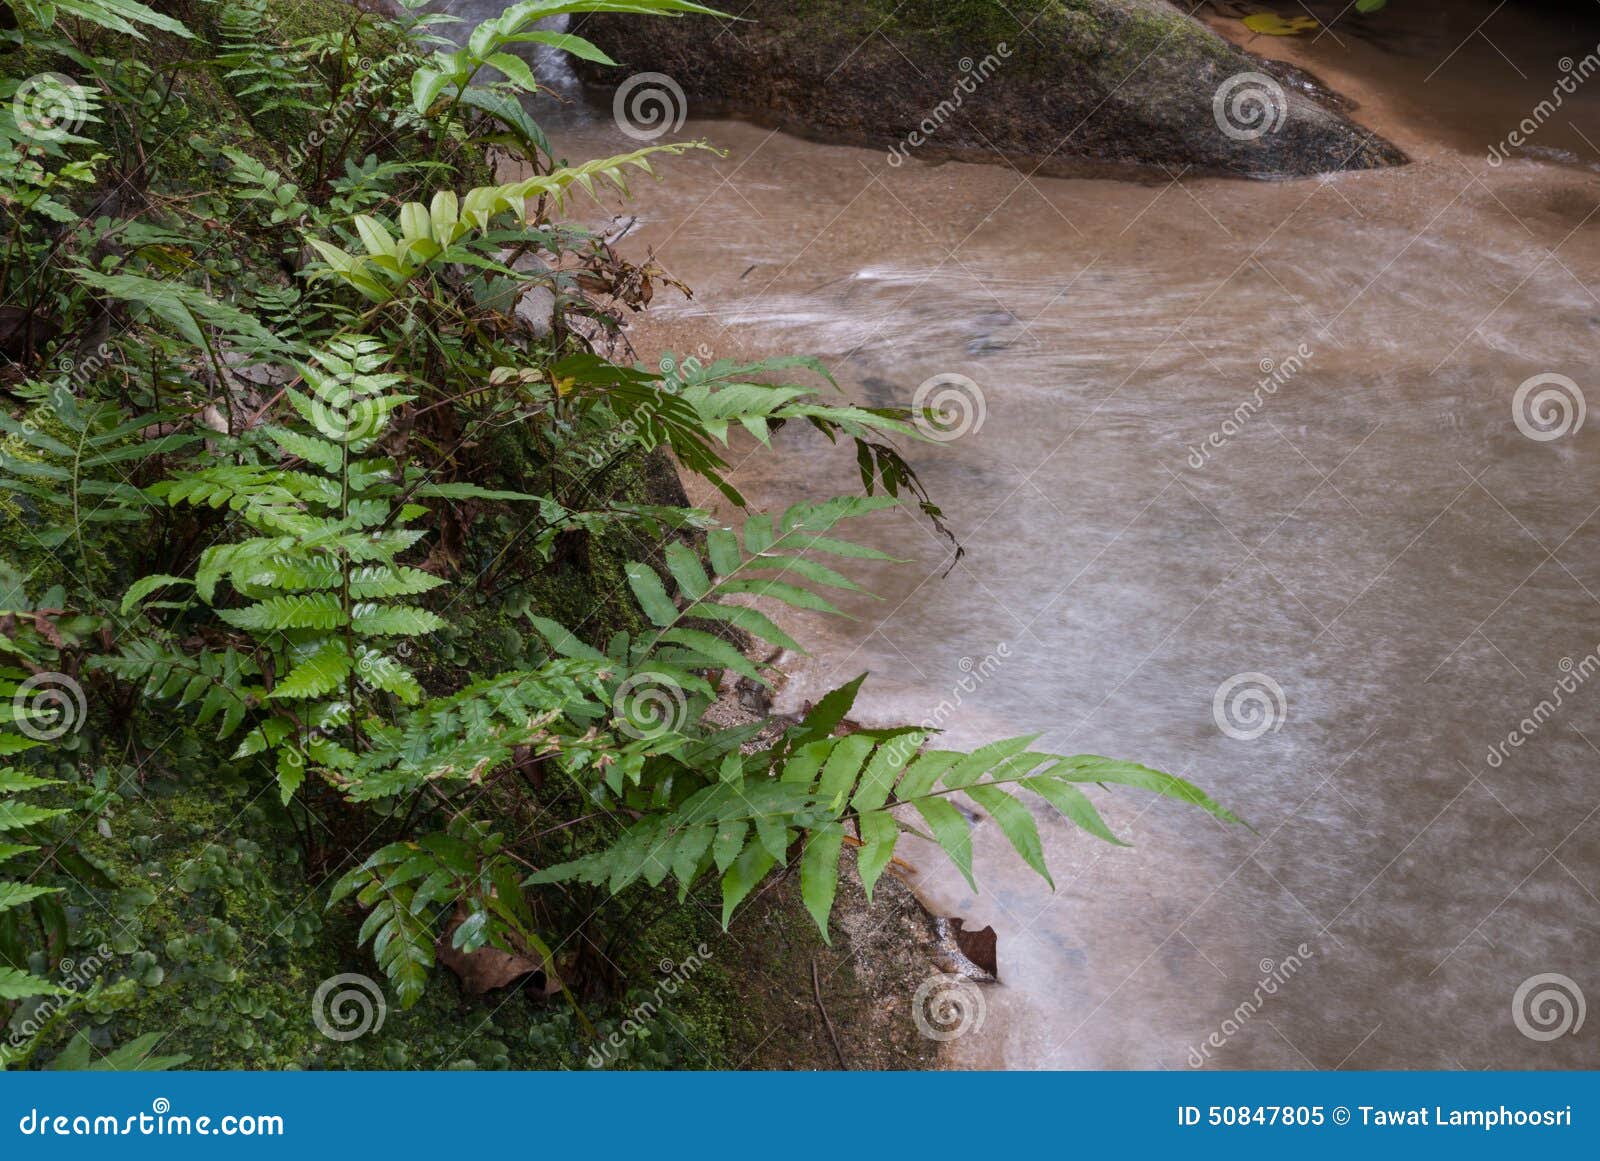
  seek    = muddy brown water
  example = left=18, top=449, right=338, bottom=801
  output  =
left=447, top=0, right=1600, bottom=1067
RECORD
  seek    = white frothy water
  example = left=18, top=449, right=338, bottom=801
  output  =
left=434, top=3, right=579, bottom=94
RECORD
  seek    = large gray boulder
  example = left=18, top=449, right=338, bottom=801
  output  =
left=570, top=0, right=1404, bottom=179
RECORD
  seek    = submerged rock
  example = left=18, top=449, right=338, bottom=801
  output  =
left=572, top=0, right=1405, bottom=179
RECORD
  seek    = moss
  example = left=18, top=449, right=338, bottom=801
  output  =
left=797, top=0, right=1069, bottom=43
left=34, top=759, right=737, bottom=1070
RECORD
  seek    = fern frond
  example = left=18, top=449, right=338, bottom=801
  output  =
left=532, top=681, right=1240, bottom=939
left=613, top=496, right=898, bottom=681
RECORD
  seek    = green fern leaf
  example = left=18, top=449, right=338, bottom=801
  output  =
left=856, top=811, right=899, bottom=902
left=272, top=644, right=353, bottom=700
left=913, top=797, right=976, bottom=891
left=720, top=841, right=776, bottom=929
left=663, top=541, right=711, bottom=599
left=350, top=604, right=446, bottom=637
left=799, top=823, right=845, bottom=940
left=219, top=593, right=346, bottom=631
left=967, top=783, right=1053, bottom=887
left=0, top=881, right=59, bottom=914
left=0, top=801, right=68, bottom=832
left=0, top=966, right=68, bottom=1001
left=266, top=426, right=345, bottom=474
left=277, top=748, right=306, bottom=804
left=625, top=563, right=679, bottom=627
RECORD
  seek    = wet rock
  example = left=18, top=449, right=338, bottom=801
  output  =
left=933, top=917, right=1000, bottom=982
left=966, top=335, right=1013, bottom=357
left=503, top=251, right=557, bottom=339
left=572, top=0, right=1405, bottom=179
left=858, top=375, right=902, bottom=407
left=467, top=249, right=557, bottom=339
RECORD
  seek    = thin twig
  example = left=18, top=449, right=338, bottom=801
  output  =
left=811, top=955, right=848, bottom=1070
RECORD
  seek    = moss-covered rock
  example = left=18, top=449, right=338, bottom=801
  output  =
left=572, top=0, right=1405, bottom=178
left=64, top=781, right=731, bottom=1068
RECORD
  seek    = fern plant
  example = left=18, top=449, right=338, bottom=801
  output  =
left=303, top=144, right=708, bottom=307
left=553, top=352, right=946, bottom=522
left=517, top=492, right=1238, bottom=942
left=532, top=676, right=1239, bottom=939
left=328, top=818, right=577, bottom=1014
left=213, top=0, right=318, bottom=125
left=0, top=0, right=1244, bottom=1048
left=0, top=385, right=198, bottom=599
left=128, top=336, right=452, bottom=802
left=0, top=719, right=67, bottom=1009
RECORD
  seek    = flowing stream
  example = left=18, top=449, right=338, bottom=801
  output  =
left=449, top=0, right=1600, bottom=1068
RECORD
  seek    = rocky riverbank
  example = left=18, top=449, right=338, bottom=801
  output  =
left=569, top=0, right=1405, bottom=179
